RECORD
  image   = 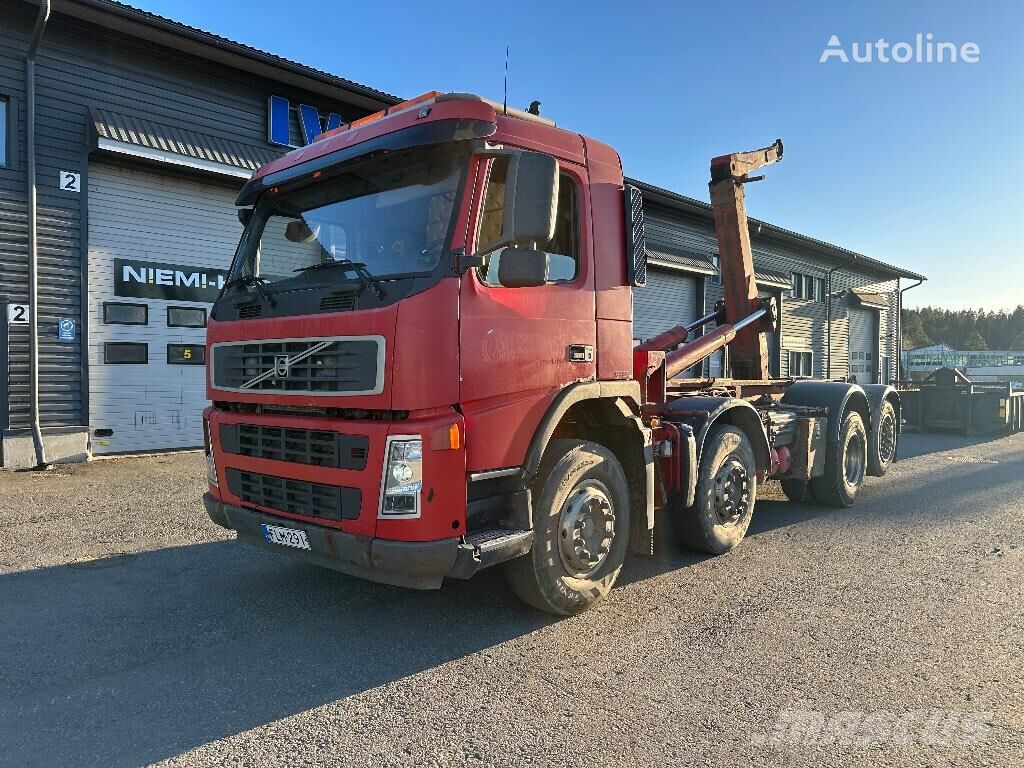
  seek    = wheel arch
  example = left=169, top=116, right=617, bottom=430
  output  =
left=522, top=381, right=654, bottom=552
left=781, top=381, right=871, bottom=446
left=665, top=397, right=771, bottom=475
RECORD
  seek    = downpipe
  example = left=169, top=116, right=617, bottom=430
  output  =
left=897, top=278, right=925, bottom=379
left=26, top=0, right=51, bottom=467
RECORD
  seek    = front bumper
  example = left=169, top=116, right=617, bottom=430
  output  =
left=204, top=493, right=461, bottom=589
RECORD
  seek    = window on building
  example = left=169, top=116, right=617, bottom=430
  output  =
left=167, top=344, right=205, bottom=365
left=167, top=306, right=207, bottom=328
left=789, top=350, right=813, bottom=377
left=0, top=97, right=7, bottom=167
left=790, top=272, right=826, bottom=302
left=103, top=302, right=148, bottom=325
left=104, top=342, right=148, bottom=364
left=710, top=254, right=721, bottom=284
left=477, top=159, right=579, bottom=285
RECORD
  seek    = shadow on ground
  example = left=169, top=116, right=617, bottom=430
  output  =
left=0, top=542, right=553, bottom=768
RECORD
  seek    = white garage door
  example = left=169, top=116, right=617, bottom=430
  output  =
left=848, top=307, right=876, bottom=385
left=633, top=268, right=698, bottom=376
left=87, top=164, right=243, bottom=454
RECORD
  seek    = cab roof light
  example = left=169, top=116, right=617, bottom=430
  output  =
left=314, top=91, right=443, bottom=142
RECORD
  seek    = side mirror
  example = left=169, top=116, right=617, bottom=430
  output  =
left=475, top=150, right=558, bottom=256
left=496, top=247, right=548, bottom=288
left=503, top=151, right=558, bottom=246
left=237, top=208, right=253, bottom=226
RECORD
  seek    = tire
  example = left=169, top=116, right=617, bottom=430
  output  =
left=810, top=410, right=867, bottom=507
left=504, top=439, right=630, bottom=615
left=673, top=425, right=756, bottom=554
left=867, top=399, right=897, bottom=476
left=780, top=478, right=814, bottom=503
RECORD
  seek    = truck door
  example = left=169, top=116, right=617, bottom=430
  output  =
left=458, top=158, right=596, bottom=472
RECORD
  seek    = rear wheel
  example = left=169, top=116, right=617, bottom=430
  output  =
left=673, top=425, right=756, bottom=554
left=504, top=439, right=630, bottom=615
left=867, top=400, right=897, bottom=476
left=811, top=410, right=867, bottom=507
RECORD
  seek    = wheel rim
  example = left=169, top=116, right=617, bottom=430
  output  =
left=845, top=431, right=866, bottom=488
left=877, top=411, right=896, bottom=466
left=712, top=458, right=751, bottom=527
left=557, top=480, right=615, bottom=578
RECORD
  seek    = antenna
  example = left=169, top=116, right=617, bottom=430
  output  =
left=503, top=46, right=509, bottom=115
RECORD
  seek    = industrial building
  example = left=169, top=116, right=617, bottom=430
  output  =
left=903, top=343, right=1024, bottom=385
left=0, top=0, right=925, bottom=467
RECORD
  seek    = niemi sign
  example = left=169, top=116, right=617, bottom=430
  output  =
left=114, top=258, right=228, bottom=302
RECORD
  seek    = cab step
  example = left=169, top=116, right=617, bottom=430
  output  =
left=448, top=528, right=533, bottom=580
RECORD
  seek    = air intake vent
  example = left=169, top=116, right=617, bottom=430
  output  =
left=319, top=292, right=358, bottom=313
left=237, top=303, right=262, bottom=319
left=219, top=423, right=369, bottom=470
left=226, top=468, right=361, bottom=521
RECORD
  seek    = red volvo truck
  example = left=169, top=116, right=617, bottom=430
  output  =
left=202, top=91, right=901, bottom=614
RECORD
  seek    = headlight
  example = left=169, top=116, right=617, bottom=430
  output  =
left=381, top=438, right=422, bottom=516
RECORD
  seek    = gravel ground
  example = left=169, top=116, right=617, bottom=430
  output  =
left=0, top=432, right=1021, bottom=767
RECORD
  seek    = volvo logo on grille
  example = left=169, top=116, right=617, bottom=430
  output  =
left=238, top=340, right=335, bottom=390
left=274, top=355, right=290, bottom=378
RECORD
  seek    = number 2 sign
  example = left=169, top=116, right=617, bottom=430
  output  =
left=7, top=304, right=29, bottom=324
left=59, top=171, right=81, bottom=192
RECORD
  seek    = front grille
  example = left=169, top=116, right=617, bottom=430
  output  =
left=226, top=468, right=360, bottom=521
left=211, top=337, right=382, bottom=394
left=219, top=423, right=369, bottom=469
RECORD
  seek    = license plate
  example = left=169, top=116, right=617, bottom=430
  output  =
left=261, top=524, right=310, bottom=550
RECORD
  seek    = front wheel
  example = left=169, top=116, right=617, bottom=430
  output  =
left=504, top=439, right=630, bottom=615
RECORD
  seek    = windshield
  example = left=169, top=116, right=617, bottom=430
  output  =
left=230, top=143, right=465, bottom=287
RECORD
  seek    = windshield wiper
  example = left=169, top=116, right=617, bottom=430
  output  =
left=294, top=260, right=386, bottom=300
left=223, top=274, right=277, bottom=307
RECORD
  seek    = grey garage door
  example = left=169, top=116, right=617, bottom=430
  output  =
left=633, top=268, right=698, bottom=341
left=87, top=163, right=244, bottom=454
left=633, top=268, right=698, bottom=376
left=848, top=307, right=877, bottom=385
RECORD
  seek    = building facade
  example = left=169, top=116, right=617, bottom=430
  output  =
left=0, top=0, right=924, bottom=466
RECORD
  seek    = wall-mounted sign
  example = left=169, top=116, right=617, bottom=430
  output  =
left=7, top=303, right=29, bottom=324
left=57, top=318, right=76, bottom=342
left=59, top=171, right=81, bottom=192
left=268, top=95, right=346, bottom=148
left=114, top=258, right=228, bottom=302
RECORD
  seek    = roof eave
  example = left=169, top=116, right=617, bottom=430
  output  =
left=48, top=0, right=401, bottom=111
left=627, top=176, right=927, bottom=283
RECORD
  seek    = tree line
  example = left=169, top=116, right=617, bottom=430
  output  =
left=902, top=306, right=1024, bottom=351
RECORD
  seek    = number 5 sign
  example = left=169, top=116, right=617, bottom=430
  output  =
left=7, top=304, right=29, bottom=324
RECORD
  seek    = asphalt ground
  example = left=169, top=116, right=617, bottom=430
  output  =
left=0, top=430, right=1021, bottom=767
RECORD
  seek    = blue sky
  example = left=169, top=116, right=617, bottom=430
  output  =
left=138, top=0, right=1022, bottom=310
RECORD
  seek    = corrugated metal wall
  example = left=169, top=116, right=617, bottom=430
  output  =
left=0, top=3, right=367, bottom=431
